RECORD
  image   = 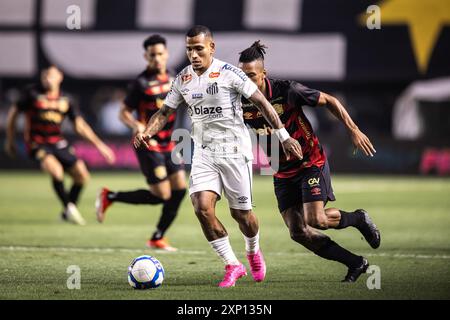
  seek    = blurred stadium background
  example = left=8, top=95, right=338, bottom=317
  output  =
left=0, top=0, right=449, bottom=300
left=1, top=0, right=449, bottom=173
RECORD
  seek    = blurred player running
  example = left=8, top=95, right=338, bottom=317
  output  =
left=5, top=65, right=115, bottom=225
left=135, top=26, right=303, bottom=287
left=239, top=41, right=380, bottom=282
left=95, top=35, right=187, bottom=251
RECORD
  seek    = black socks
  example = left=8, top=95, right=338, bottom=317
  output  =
left=152, top=189, right=186, bottom=240
left=336, top=210, right=362, bottom=229
left=315, top=238, right=363, bottom=268
left=69, top=183, right=83, bottom=204
left=107, top=189, right=165, bottom=205
left=52, top=179, right=69, bottom=207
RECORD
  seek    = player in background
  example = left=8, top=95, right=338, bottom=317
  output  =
left=135, top=26, right=303, bottom=287
left=239, top=41, right=380, bottom=282
left=5, top=65, right=115, bottom=225
left=95, top=35, right=187, bottom=251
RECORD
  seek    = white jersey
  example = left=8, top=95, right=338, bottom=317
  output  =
left=164, top=58, right=257, bottom=159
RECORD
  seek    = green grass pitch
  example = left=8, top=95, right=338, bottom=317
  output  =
left=0, top=171, right=449, bottom=300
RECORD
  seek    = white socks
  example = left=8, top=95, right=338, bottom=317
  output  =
left=243, top=232, right=260, bottom=254
left=209, top=236, right=240, bottom=266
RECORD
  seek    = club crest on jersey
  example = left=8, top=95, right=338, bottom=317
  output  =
left=181, top=74, right=192, bottom=83
left=206, top=82, right=219, bottom=95
left=209, top=72, right=220, bottom=78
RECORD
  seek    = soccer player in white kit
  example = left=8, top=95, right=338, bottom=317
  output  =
left=135, top=25, right=303, bottom=287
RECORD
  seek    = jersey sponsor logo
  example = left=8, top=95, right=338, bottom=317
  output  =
left=181, top=88, right=190, bottom=96
left=181, top=74, right=192, bottom=83
left=36, top=96, right=70, bottom=113
left=187, top=105, right=223, bottom=119
left=192, top=93, right=203, bottom=99
left=298, top=117, right=312, bottom=140
left=251, top=123, right=273, bottom=136
left=209, top=72, right=220, bottom=78
left=206, top=82, right=219, bottom=95
left=39, top=111, right=64, bottom=123
left=245, top=104, right=284, bottom=121
left=154, top=166, right=168, bottom=180
left=221, top=64, right=248, bottom=81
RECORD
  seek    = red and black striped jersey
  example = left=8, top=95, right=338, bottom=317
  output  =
left=16, top=84, right=79, bottom=146
left=243, top=78, right=326, bottom=179
left=124, top=69, right=175, bottom=153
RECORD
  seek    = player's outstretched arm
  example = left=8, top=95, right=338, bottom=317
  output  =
left=5, top=105, right=20, bottom=158
left=318, top=92, right=376, bottom=157
left=73, top=116, right=116, bottom=164
left=133, top=104, right=175, bottom=149
left=248, top=89, right=303, bottom=160
left=119, top=103, right=146, bottom=134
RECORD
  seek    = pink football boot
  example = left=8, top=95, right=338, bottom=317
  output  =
left=247, top=250, right=266, bottom=282
left=218, top=263, right=247, bottom=288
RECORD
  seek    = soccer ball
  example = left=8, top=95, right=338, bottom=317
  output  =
left=127, top=255, right=165, bottom=289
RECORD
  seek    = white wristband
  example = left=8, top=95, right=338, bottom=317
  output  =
left=273, top=127, right=290, bottom=143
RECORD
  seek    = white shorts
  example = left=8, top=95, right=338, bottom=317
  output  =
left=189, top=153, right=253, bottom=210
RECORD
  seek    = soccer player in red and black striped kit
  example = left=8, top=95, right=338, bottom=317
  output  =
left=96, top=35, right=187, bottom=251
left=239, top=41, right=380, bottom=282
left=5, top=65, right=116, bottom=225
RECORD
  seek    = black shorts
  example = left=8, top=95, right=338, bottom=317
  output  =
left=29, top=140, right=78, bottom=170
left=273, top=160, right=336, bottom=213
left=135, top=148, right=185, bottom=185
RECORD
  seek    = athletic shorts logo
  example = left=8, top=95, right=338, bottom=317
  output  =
left=154, top=166, right=168, bottom=180
left=206, top=82, right=219, bottom=95
left=308, top=178, right=320, bottom=186
left=238, top=196, right=248, bottom=203
left=310, top=187, right=322, bottom=196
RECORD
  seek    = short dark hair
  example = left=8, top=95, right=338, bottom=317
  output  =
left=186, top=25, right=213, bottom=38
left=143, top=34, right=166, bottom=49
left=238, top=40, right=268, bottom=63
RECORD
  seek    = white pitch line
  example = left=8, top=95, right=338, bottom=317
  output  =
left=0, top=245, right=206, bottom=255
left=1, top=245, right=449, bottom=260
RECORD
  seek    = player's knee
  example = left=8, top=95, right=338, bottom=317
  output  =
left=159, top=192, right=171, bottom=201
left=150, top=188, right=171, bottom=201
left=78, top=170, right=90, bottom=185
left=230, top=209, right=251, bottom=223
left=194, top=204, right=213, bottom=222
left=307, top=213, right=328, bottom=230
left=290, top=227, right=309, bottom=243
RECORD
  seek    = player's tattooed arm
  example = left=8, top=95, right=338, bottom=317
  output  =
left=74, top=117, right=116, bottom=164
left=5, top=105, right=20, bottom=158
left=134, top=104, right=175, bottom=149
left=318, top=92, right=376, bottom=157
left=249, top=90, right=303, bottom=160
